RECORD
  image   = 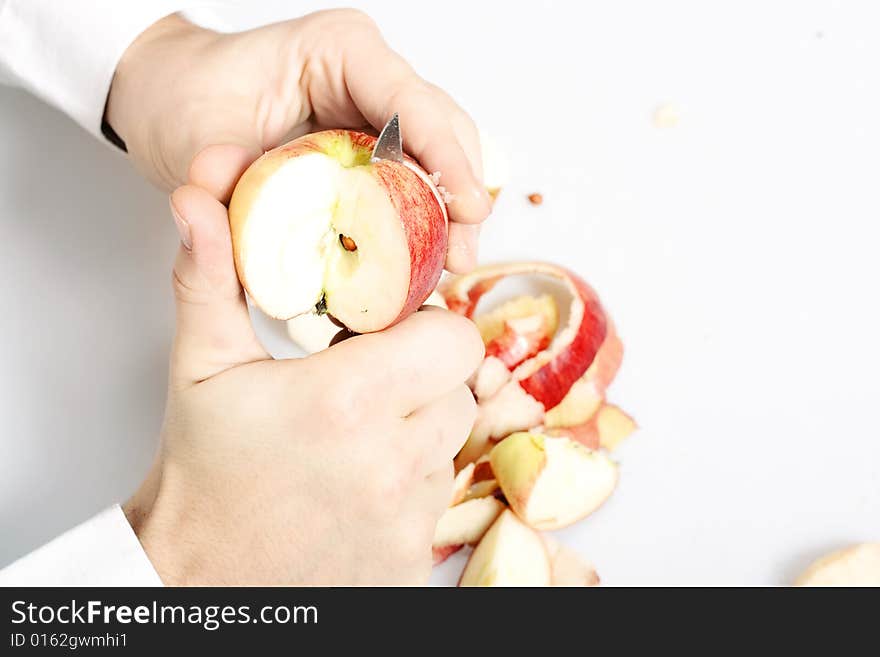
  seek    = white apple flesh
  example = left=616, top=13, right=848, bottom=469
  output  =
left=795, top=543, right=880, bottom=586
left=433, top=497, right=506, bottom=550
left=459, top=510, right=551, bottom=586
left=489, top=431, right=618, bottom=530
left=547, top=402, right=637, bottom=451
left=466, top=356, right=511, bottom=403
left=449, top=463, right=476, bottom=506
left=230, top=130, right=448, bottom=333
left=544, top=536, right=600, bottom=586
left=286, top=288, right=448, bottom=354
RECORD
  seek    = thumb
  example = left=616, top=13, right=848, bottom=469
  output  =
left=169, top=185, right=269, bottom=386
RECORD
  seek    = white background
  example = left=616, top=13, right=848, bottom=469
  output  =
left=2, top=0, right=879, bottom=585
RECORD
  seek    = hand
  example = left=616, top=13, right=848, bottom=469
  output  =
left=124, top=180, right=483, bottom=585
left=105, top=10, right=491, bottom=272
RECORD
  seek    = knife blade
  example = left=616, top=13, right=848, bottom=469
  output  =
left=371, top=113, right=403, bottom=163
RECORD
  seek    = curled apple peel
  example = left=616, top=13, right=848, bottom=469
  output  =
left=442, top=262, right=609, bottom=411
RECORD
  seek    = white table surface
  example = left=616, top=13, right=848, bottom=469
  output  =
left=2, top=0, right=878, bottom=585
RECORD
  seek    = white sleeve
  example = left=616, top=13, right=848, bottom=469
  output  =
left=0, top=506, right=163, bottom=587
left=0, top=0, right=201, bottom=138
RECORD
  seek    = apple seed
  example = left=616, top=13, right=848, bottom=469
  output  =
left=339, top=234, right=358, bottom=251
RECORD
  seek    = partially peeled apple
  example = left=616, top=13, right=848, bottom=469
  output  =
left=230, top=129, right=448, bottom=334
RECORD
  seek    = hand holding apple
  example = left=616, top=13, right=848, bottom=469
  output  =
left=124, top=183, right=483, bottom=585
left=105, top=10, right=491, bottom=272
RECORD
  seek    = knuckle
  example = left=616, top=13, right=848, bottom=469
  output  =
left=366, top=465, right=407, bottom=507
left=385, top=77, right=433, bottom=114
left=312, top=376, right=368, bottom=432
left=447, top=313, right=485, bottom=366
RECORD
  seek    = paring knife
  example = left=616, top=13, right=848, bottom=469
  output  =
left=371, top=113, right=403, bottom=163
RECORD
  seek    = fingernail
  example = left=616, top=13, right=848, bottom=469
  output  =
left=169, top=198, right=192, bottom=251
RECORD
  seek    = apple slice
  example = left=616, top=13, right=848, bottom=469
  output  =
left=461, top=479, right=500, bottom=503
left=443, top=262, right=609, bottom=410
left=548, top=403, right=637, bottom=451
left=230, top=129, right=448, bottom=333
left=594, top=404, right=637, bottom=450
left=433, top=497, right=506, bottom=552
left=490, top=431, right=618, bottom=530
left=544, top=536, right=600, bottom=586
left=459, top=510, right=551, bottom=586
left=450, top=463, right=476, bottom=506
left=795, top=543, right=880, bottom=586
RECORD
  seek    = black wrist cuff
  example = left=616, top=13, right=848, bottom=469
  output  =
left=101, top=119, right=128, bottom=153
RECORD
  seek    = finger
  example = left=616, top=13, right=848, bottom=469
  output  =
left=402, top=462, right=455, bottom=523
left=341, top=31, right=492, bottom=225
left=445, top=223, right=481, bottom=273
left=405, top=385, right=477, bottom=474
left=310, top=307, right=484, bottom=415
left=169, top=185, right=269, bottom=386
left=188, top=144, right=262, bottom=205
left=449, top=103, right=483, bottom=181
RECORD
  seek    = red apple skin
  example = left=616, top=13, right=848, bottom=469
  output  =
left=485, top=320, right=552, bottom=369
left=518, top=273, right=607, bottom=409
left=442, top=263, right=609, bottom=410
left=588, top=321, right=623, bottom=393
left=445, top=276, right=502, bottom=316
left=229, top=130, right=447, bottom=329
left=546, top=424, right=601, bottom=450
left=372, top=160, right=447, bottom=325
